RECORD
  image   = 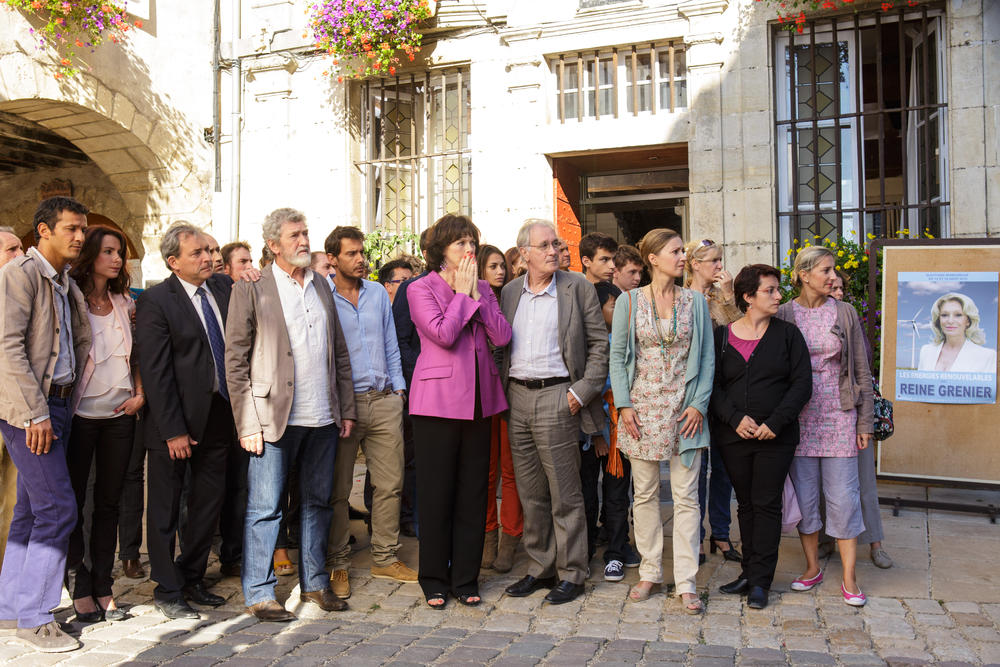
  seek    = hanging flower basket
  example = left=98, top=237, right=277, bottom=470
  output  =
left=2, top=0, right=140, bottom=78
left=308, top=0, right=433, bottom=81
left=755, top=0, right=924, bottom=33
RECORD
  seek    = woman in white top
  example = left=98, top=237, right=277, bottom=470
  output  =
left=917, top=293, right=997, bottom=373
left=66, top=227, right=145, bottom=623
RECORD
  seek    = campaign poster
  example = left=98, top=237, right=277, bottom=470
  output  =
left=894, top=271, right=998, bottom=404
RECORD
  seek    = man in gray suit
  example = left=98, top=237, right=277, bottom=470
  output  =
left=225, top=208, right=356, bottom=621
left=499, top=219, right=609, bottom=605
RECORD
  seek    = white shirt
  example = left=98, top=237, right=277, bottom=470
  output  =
left=273, top=265, right=333, bottom=427
left=509, top=272, right=572, bottom=381
left=177, top=276, right=225, bottom=393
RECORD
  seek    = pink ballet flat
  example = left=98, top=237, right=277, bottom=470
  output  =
left=790, top=571, right=823, bottom=591
left=841, top=582, right=867, bottom=607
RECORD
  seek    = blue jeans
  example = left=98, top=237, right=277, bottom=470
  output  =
left=698, top=446, right=734, bottom=542
left=243, top=424, right=338, bottom=606
left=0, top=397, right=75, bottom=627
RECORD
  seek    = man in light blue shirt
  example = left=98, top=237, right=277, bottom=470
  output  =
left=325, top=226, right=415, bottom=597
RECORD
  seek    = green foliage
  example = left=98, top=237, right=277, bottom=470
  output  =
left=363, top=228, right=419, bottom=281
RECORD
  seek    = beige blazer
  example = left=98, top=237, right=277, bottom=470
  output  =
left=499, top=270, right=609, bottom=435
left=225, top=265, right=356, bottom=442
left=0, top=250, right=92, bottom=426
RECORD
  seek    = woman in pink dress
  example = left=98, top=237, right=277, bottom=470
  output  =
left=775, top=246, right=874, bottom=607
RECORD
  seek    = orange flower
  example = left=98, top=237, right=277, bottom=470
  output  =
left=75, top=39, right=84, bottom=47
left=60, top=58, right=71, bottom=65
left=134, top=19, right=143, bottom=28
left=389, top=66, right=396, bottom=75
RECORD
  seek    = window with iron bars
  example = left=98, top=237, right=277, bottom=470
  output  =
left=357, top=69, right=471, bottom=233
left=773, top=4, right=948, bottom=254
left=551, top=42, right=687, bottom=123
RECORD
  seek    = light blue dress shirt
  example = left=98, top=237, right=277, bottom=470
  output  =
left=30, top=247, right=75, bottom=385
left=328, top=276, right=406, bottom=394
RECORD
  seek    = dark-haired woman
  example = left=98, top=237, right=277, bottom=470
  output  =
left=66, top=227, right=145, bottom=622
left=408, top=216, right=512, bottom=608
left=476, top=245, right=523, bottom=572
left=710, top=264, right=812, bottom=609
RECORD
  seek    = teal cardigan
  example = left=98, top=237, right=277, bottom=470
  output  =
left=609, top=287, right=715, bottom=468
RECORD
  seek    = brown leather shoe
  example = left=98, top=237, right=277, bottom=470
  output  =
left=300, top=588, right=348, bottom=612
left=246, top=599, right=296, bottom=622
left=121, top=559, right=145, bottom=579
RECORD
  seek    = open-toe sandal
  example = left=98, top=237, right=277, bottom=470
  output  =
left=628, top=582, right=660, bottom=602
left=681, top=593, right=705, bottom=614
left=426, top=593, right=448, bottom=610
left=455, top=593, right=481, bottom=607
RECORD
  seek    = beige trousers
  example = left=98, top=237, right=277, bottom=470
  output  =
left=327, top=390, right=405, bottom=570
left=631, top=452, right=702, bottom=595
left=0, top=436, right=16, bottom=569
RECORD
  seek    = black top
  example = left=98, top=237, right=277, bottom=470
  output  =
left=392, top=270, right=430, bottom=387
left=709, top=317, right=813, bottom=447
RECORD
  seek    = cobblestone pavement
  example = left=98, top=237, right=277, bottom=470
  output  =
left=1, top=479, right=998, bottom=666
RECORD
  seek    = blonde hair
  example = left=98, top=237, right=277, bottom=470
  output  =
left=930, top=293, right=986, bottom=345
left=790, top=245, right=836, bottom=289
left=683, top=239, right=722, bottom=287
left=638, top=228, right=681, bottom=271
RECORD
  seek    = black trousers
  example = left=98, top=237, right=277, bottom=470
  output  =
left=146, top=395, right=232, bottom=602
left=400, top=411, right=417, bottom=524
left=66, top=414, right=135, bottom=599
left=219, top=446, right=249, bottom=565
left=117, top=414, right=146, bottom=561
left=718, top=440, right=796, bottom=590
left=579, top=444, right=633, bottom=564
left=412, top=413, right=490, bottom=598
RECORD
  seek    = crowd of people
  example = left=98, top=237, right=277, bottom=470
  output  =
left=0, top=196, right=895, bottom=653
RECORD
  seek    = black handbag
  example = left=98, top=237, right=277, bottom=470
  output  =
left=873, top=381, right=894, bottom=441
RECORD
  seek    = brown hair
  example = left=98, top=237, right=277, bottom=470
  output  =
left=613, top=244, right=642, bottom=271
left=732, top=264, right=781, bottom=313
left=424, top=214, right=480, bottom=270
left=578, top=232, right=618, bottom=261
left=505, top=246, right=525, bottom=278
left=221, top=241, right=251, bottom=268
left=70, top=226, right=131, bottom=296
left=477, top=244, right=509, bottom=297
left=324, top=225, right=366, bottom=258
left=637, top=228, right=681, bottom=271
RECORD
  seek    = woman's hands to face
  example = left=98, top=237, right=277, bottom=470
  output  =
left=677, top=406, right=704, bottom=439
left=619, top=407, right=642, bottom=440
left=714, top=267, right=734, bottom=299
left=857, top=433, right=871, bottom=450
left=453, top=254, right=479, bottom=300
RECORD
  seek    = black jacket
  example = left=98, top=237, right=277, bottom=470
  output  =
left=710, top=317, right=813, bottom=447
left=136, top=272, right=233, bottom=448
left=392, top=270, right=429, bottom=387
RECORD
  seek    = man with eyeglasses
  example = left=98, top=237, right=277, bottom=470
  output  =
left=499, top=219, right=609, bottom=605
left=377, top=258, right=414, bottom=305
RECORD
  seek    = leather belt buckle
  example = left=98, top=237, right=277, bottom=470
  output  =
left=511, top=376, right=570, bottom=390
left=48, top=383, right=74, bottom=399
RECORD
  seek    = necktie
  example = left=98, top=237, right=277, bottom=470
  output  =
left=196, top=287, right=230, bottom=401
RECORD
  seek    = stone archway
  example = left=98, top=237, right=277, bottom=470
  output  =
left=0, top=51, right=212, bottom=283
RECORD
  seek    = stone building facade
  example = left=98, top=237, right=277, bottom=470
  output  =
left=1, top=0, right=997, bottom=281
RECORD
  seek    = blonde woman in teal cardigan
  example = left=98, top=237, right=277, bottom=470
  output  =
left=609, top=229, right=715, bottom=612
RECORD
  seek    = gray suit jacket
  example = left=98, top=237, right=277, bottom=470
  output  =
left=500, top=270, right=609, bottom=435
left=225, top=265, right=356, bottom=443
left=0, top=250, right=91, bottom=426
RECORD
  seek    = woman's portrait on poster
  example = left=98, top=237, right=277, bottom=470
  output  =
left=918, top=292, right=997, bottom=373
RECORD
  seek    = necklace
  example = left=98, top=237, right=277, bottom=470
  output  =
left=648, top=285, right=678, bottom=362
left=87, top=292, right=111, bottom=314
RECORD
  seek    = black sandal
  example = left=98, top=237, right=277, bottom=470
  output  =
left=710, top=537, right=743, bottom=562
left=426, top=593, right=448, bottom=610
left=455, top=592, right=481, bottom=607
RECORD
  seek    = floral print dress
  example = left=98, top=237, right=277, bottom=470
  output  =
left=792, top=298, right=857, bottom=458
left=617, top=289, right=693, bottom=462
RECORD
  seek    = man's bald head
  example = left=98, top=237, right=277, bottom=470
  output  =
left=0, top=229, right=24, bottom=268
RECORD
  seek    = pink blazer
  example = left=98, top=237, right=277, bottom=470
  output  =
left=407, top=271, right=511, bottom=420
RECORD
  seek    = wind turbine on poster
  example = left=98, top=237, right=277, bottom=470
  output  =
left=898, top=307, right=923, bottom=369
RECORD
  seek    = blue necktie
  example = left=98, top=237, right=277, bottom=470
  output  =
left=196, top=287, right=229, bottom=401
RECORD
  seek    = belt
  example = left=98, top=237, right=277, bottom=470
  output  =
left=48, top=383, right=74, bottom=399
left=509, top=376, right=570, bottom=390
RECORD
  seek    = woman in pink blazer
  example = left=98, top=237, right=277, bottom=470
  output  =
left=407, top=215, right=512, bottom=609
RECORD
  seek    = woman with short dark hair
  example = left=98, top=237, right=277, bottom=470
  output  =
left=408, top=216, right=512, bottom=608
left=66, top=226, right=145, bottom=622
left=710, top=264, right=812, bottom=609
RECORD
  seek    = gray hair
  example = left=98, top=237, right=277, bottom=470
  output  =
left=515, top=219, right=557, bottom=249
left=263, top=208, right=306, bottom=244
left=160, top=221, right=203, bottom=266
left=0, top=226, right=15, bottom=235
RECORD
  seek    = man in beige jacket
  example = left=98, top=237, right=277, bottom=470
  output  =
left=0, top=198, right=90, bottom=653
left=0, top=226, right=24, bottom=569
left=226, top=208, right=356, bottom=622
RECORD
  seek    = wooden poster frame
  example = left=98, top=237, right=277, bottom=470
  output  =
left=869, top=238, right=1000, bottom=490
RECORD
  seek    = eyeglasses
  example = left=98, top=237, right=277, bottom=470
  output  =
left=386, top=278, right=407, bottom=285
left=527, top=242, right=558, bottom=253
left=755, top=287, right=783, bottom=296
left=701, top=239, right=716, bottom=247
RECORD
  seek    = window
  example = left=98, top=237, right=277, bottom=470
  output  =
left=358, top=69, right=471, bottom=233
left=773, top=5, right=948, bottom=253
left=552, top=42, right=687, bottom=123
